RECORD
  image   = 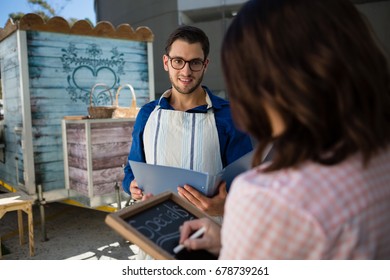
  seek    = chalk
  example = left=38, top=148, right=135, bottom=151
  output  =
left=173, top=226, right=206, bottom=254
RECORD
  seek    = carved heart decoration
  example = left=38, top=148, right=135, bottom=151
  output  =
left=71, top=65, right=118, bottom=104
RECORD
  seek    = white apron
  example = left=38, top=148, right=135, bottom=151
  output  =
left=143, top=90, right=223, bottom=176
left=136, top=90, right=223, bottom=260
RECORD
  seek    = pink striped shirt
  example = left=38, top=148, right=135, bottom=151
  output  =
left=220, top=148, right=390, bottom=259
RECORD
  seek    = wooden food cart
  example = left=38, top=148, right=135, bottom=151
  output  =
left=0, top=14, right=154, bottom=210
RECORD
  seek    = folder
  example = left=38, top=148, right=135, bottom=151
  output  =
left=129, top=150, right=255, bottom=197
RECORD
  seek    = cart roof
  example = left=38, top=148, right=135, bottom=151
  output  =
left=0, top=13, right=154, bottom=43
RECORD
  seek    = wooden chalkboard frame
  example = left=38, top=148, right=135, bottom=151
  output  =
left=105, top=191, right=218, bottom=260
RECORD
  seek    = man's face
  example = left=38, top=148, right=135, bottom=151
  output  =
left=163, top=39, right=209, bottom=95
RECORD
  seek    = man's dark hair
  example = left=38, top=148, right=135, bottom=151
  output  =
left=165, top=25, right=210, bottom=59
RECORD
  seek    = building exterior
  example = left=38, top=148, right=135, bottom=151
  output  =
left=94, top=0, right=390, bottom=99
left=94, top=0, right=247, bottom=98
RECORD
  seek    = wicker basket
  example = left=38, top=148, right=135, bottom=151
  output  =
left=112, top=84, right=139, bottom=119
left=88, top=83, right=115, bottom=119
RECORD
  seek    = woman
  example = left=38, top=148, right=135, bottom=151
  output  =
left=178, top=0, right=390, bottom=259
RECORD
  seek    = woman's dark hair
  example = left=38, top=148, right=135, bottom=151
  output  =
left=165, top=25, right=210, bottom=59
left=222, top=0, right=390, bottom=169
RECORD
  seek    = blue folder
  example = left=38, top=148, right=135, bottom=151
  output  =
left=129, top=150, right=256, bottom=197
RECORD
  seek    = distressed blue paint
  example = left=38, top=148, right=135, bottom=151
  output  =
left=27, top=31, right=149, bottom=107
left=0, top=29, right=152, bottom=195
left=0, top=33, right=25, bottom=187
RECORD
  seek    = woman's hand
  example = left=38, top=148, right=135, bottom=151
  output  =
left=179, top=218, right=222, bottom=257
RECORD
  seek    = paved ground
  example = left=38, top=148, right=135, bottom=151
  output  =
left=0, top=200, right=139, bottom=260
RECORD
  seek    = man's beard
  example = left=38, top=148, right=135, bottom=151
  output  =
left=169, top=71, right=205, bottom=95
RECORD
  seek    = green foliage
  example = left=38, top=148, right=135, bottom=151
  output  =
left=29, top=0, right=56, bottom=16
left=8, top=12, right=26, bottom=23
left=7, top=0, right=93, bottom=25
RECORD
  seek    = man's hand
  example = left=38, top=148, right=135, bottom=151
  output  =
left=129, top=179, right=143, bottom=200
left=177, top=181, right=227, bottom=216
left=130, top=179, right=154, bottom=201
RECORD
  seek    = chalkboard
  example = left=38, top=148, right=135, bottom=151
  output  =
left=105, top=191, right=218, bottom=260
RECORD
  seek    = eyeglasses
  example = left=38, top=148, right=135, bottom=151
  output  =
left=167, top=55, right=205, bottom=72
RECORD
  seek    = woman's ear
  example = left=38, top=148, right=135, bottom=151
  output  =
left=264, top=102, right=285, bottom=137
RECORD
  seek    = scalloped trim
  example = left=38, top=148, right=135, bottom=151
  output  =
left=0, top=13, right=154, bottom=42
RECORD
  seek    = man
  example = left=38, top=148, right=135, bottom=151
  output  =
left=123, top=25, right=253, bottom=216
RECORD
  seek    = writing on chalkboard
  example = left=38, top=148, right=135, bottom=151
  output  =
left=105, top=192, right=218, bottom=259
left=126, top=200, right=196, bottom=253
